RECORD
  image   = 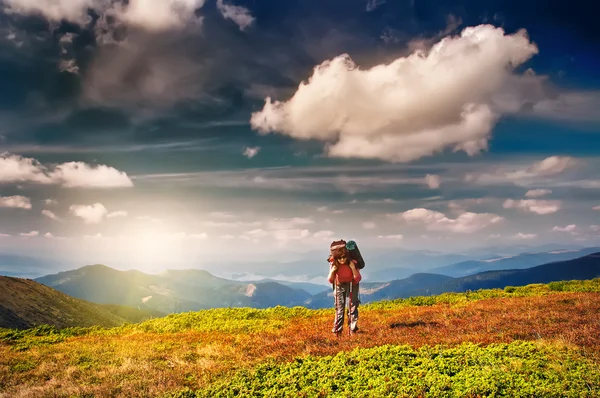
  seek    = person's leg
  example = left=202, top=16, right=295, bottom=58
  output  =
left=332, top=283, right=348, bottom=334
left=350, top=282, right=359, bottom=332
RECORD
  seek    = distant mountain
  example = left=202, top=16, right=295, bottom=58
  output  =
left=365, top=267, right=427, bottom=282
left=462, top=243, right=586, bottom=258
left=306, top=252, right=600, bottom=309
left=427, top=252, right=600, bottom=294
left=0, top=276, right=159, bottom=329
left=430, top=247, right=600, bottom=277
left=0, top=254, right=63, bottom=278
left=211, top=281, right=312, bottom=308
left=36, top=264, right=313, bottom=313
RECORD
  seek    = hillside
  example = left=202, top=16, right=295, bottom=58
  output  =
left=1, top=279, right=599, bottom=397
left=0, top=276, right=132, bottom=329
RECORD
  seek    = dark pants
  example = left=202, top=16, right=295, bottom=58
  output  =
left=332, top=282, right=359, bottom=333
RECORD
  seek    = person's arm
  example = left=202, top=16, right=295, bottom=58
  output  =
left=328, top=263, right=338, bottom=284
left=349, top=260, right=362, bottom=283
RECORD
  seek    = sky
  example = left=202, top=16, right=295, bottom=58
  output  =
left=0, top=0, right=599, bottom=277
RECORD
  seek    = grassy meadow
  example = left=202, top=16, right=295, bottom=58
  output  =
left=1, top=279, right=600, bottom=397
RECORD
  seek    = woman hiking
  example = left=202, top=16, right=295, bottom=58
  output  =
left=328, top=242, right=362, bottom=335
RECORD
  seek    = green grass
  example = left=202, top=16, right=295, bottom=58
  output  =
left=175, top=341, right=600, bottom=398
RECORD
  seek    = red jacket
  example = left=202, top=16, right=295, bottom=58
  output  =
left=329, top=259, right=362, bottom=284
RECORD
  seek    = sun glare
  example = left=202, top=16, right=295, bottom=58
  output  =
left=122, top=224, right=191, bottom=272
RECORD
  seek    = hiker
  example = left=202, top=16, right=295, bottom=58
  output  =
left=328, top=244, right=362, bottom=335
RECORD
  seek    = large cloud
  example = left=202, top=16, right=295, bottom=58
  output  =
left=0, top=153, right=133, bottom=188
left=250, top=24, right=538, bottom=163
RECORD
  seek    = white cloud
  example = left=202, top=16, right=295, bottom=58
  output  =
left=44, top=199, right=58, bottom=206
left=393, top=208, right=503, bottom=233
left=364, top=198, right=399, bottom=204
left=70, top=203, right=108, bottom=224
left=50, top=162, right=133, bottom=188
left=42, top=210, right=61, bottom=221
left=216, top=0, right=254, bottom=31
left=203, top=220, right=262, bottom=228
left=0, top=233, right=11, bottom=238
left=313, top=230, right=334, bottom=239
left=590, top=225, right=600, bottom=232
left=168, top=232, right=208, bottom=240
left=20, top=230, right=39, bottom=237
left=447, top=198, right=494, bottom=210
left=503, top=199, right=561, bottom=215
left=273, top=229, right=310, bottom=241
left=0, top=153, right=133, bottom=188
left=251, top=25, right=538, bottom=163
left=107, top=211, right=128, bottom=218
left=137, top=215, right=162, bottom=223
left=377, top=234, right=404, bottom=240
left=366, top=0, right=386, bottom=12
left=424, top=174, right=441, bottom=189
left=240, top=228, right=270, bottom=242
left=467, top=156, right=576, bottom=185
left=3, top=0, right=94, bottom=24
left=243, top=146, right=261, bottom=159
left=593, top=206, right=600, bottom=211
left=528, top=91, right=600, bottom=123
left=83, top=233, right=104, bottom=240
left=0, top=195, right=31, bottom=209
left=267, top=217, right=314, bottom=230
left=208, top=212, right=236, bottom=219
left=552, top=224, right=577, bottom=233
left=59, top=59, right=79, bottom=74
left=525, top=189, right=552, bottom=198
left=0, top=153, right=52, bottom=184
left=44, top=232, right=54, bottom=239
left=362, top=221, right=377, bottom=230
left=4, top=0, right=205, bottom=31
left=119, top=0, right=205, bottom=31
left=514, top=232, right=536, bottom=240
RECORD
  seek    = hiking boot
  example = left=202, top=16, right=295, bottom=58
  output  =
left=351, top=326, right=360, bottom=333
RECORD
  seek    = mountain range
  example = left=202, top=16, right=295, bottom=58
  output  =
left=365, top=246, right=598, bottom=281
left=1, top=246, right=599, bottom=329
left=306, top=252, right=600, bottom=308
left=31, top=250, right=600, bottom=313
left=35, top=265, right=312, bottom=313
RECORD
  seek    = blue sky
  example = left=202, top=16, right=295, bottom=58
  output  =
left=0, top=0, right=598, bottom=276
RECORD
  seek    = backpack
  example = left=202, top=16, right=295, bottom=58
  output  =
left=328, top=239, right=366, bottom=270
